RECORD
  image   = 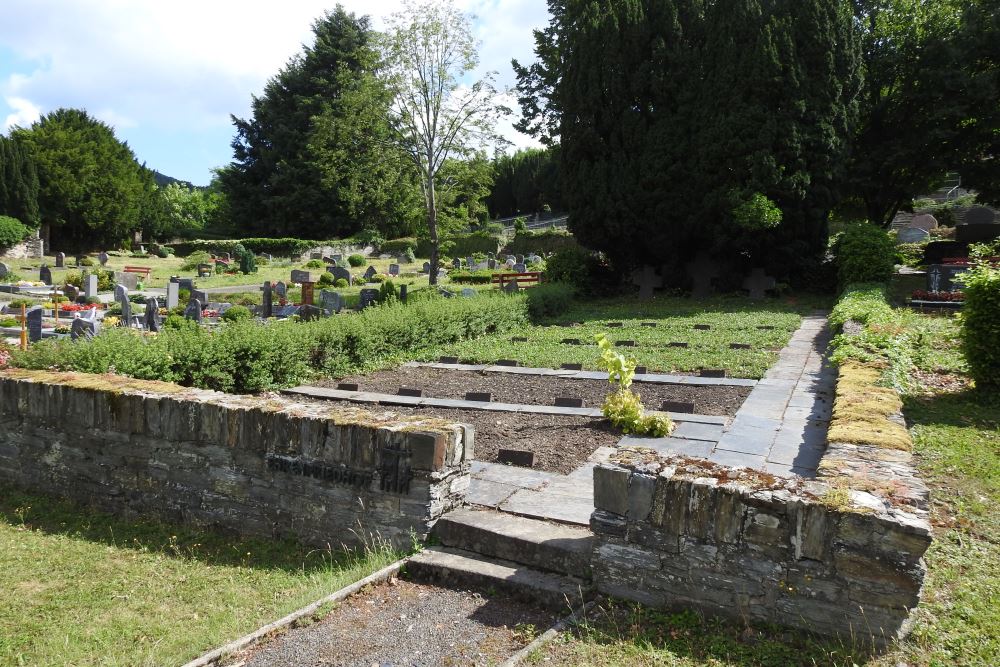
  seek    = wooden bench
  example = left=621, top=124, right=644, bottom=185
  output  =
left=123, top=266, right=152, bottom=280
left=491, top=271, right=544, bottom=289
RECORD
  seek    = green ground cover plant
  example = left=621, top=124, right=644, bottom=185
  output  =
left=419, top=295, right=824, bottom=378
left=0, top=487, right=401, bottom=666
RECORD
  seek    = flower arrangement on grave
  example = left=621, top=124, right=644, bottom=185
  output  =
left=59, top=303, right=99, bottom=312
left=0, top=345, right=11, bottom=368
left=103, top=316, right=120, bottom=327
left=910, top=289, right=964, bottom=302
left=595, top=333, right=673, bottom=436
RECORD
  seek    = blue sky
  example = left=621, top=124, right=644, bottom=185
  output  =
left=0, top=0, right=546, bottom=186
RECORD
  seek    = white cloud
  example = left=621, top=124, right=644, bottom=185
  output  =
left=3, top=96, right=40, bottom=130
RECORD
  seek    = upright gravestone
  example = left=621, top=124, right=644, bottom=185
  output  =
left=956, top=207, right=1000, bottom=243
left=85, top=274, right=98, bottom=299
left=631, top=265, right=662, bottom=299
left=452, top=257, right=462, bottom=269
left=301, top=281, right=315, bottom=306
left=55, top=252, right=65, bottom=268
left=70, top=316, right=99, bottom=341
left=487, top=259, right=497, bottom=270
left=926, top=264, right=968, bottom=292
left=388, top=263, right=400, bottom=276
left=261, top=281, right=273, bottom=318
left=143, top=298, right=161, bottom=332
left=75, top=255, right=86, bottom=268
left=358, top=288, right=379, bottom=310
left=64, top=284, right=80, bottom=302
left=166, top=281, right=180, bottom=310
left=686, top=255, right=720, bottom=298
left=513, top=263, right=526, bottom=273
left=184, top=298, right=203, bottom=322
left=114, top=284, right=131, bottom=327
left=742, top=268, right=777, bottom=300
left=190, top=288, right=209, bottom=305
left=897, top=227, right=930, bottom=244
left=26, top=306, right=43, bottom=343
left=503, top=279, right=520, bottom=294
left=466, top=257, right=475, bottom=270
left=290, top=269, right=312, bottom=284
left=39, top=266, right=52, bottom=285
left=515, top=254, right=525, bottom=264
left=298, top=304, right=322, bottom=321
left=423, top=261, right=432, bottom=273
left=274, top=281, right=288, bottom=300
left=114, top=271, right=139, bottom=290
left=505, top=257, right=516, bottom=268
left=399, top=284, right=407, bottom=304
left=461, top=288, right=477, bottom=297
left=98, top=251, right=109, bottom=266
left=964, top=206, right=996, bottom=226
left=909, top=214, right=938, bottom=232
left=0, top=262, right=8, bottom=280
left=320, top=290, right=342, bottom=315
left=332, top=267, right=351, bottom=284
left=363, top=265, right=378, bottom=281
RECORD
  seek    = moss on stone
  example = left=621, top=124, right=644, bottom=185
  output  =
left=827, top=361, right=912, bottom=451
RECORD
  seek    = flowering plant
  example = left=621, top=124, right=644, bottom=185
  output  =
left=911, top=290, right=964, bottom=302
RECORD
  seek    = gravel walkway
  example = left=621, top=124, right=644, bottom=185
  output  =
left=230, top=578, right=557, bottom=667
left=319, top=366, right=750, bottom=416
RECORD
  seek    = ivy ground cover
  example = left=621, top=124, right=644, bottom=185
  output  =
left=418, top=294, right=830, bottom=379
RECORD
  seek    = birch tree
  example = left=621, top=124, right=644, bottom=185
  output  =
left=384, top=0, right=506, bottom=284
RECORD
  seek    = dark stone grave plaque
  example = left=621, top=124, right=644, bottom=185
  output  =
left=337, top=383, right=359, bottom=391
left=358, top=288, right=379, bottom=310
left=495, top=359, right=519, bottom=367
left=668, top=342, right=689, bottom=348
left=561, top=363, right=583, bottom=371
left=465, top=392, right=492, bottom=402
left=497, top=449, right=535, bottom=467
left=694, top=324, right=711, bottom=331
left=438, top=356, right=459, bottom=364
left=561, top=338, right=581, bottom=345
left=397, top=387, right=424, bottom=397
left=699, top=368, right=727, bottom=378
left=26, top=306, right=43, bottom=343
left=757, top=325, right=775, bottom=330
left=615, top=340, right=637, bottom=347
left=511, top=336, right=528, bottom=342
left=554, top=397, right=584, bottom=408
left=607, top=322, right=623, bottom=328
left=291, top=269, right=312, bottom=283
left=641, top=322, right=657, bottom=327
left=926, top=264, right=968, bottom=292
left=634, top=366, right=647, bottom=375
left=729, top=343, right=751, bottom=350
left=662, top=400, right=695, bottom=414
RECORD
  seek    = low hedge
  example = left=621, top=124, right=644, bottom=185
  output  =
left=416, top=232, right=500, bottom=259
left=448, top=270, right=494, bottom=284
left=12, top=292, right=529, bottom=393
left=505, top=229, right=578, bottom=256
left=380, top=237, right=418, bottom=255
left=960, top=261, right=1000, bottom=391
left=167, top=237, right=363, bottom=258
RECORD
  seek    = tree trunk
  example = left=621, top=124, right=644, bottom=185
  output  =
left=427, top=168, right=439, bottom=286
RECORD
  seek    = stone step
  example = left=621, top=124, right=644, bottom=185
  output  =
left=433, top=507, right=595, bottom=578
left=406, top=546, right=590, bottom=610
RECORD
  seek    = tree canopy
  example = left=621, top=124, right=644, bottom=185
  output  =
left=12, top=108, right=162, bottom=251
left=486, top=147, right=562, bottom=219
left=0, top=135, right=40, bottom=228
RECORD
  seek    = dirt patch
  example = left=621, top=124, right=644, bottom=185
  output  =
left=319, top=366, right=750, bottom=416
left=232, top=578, right=557, bottom=667
left=293, top=396, right=619, bottom=474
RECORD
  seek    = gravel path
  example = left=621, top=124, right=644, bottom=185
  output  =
left=230, top=578, right=557, bottom=667
left=318, top=366, right=750, bottom=416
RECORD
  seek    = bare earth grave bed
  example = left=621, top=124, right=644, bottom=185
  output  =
left=228, top=578, right=558, bottom=667
left=319, top=366, right=751, bottom=415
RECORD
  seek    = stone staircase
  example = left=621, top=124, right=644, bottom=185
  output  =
left=407, top=507, right=595, bottom=609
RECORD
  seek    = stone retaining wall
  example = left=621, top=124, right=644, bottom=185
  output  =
left=591, top=450, right=931, bottom=644
left=0, top=231, right=44, bottom=260
left=0, top=371, right=473, bottom=548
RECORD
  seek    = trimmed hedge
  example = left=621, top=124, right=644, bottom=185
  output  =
left=960, top=262, right=1000, bottom=391
left=380, top=237, right=418, bottom=255
left=833, top=222, right=895, bottom=288
left=167, top=237, right=363, bottom=258
left=12, top=292, right=529, bottom=393
left=416, top=232, right=500, bottom=258
left=448, top=270, right=494, bottom=284
left=0, top=215, right=29, bottom=251
left=505, top=229, right=579, bottom=256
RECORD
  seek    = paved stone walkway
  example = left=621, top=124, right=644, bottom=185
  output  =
left=466, top=314, right=834, bottom=525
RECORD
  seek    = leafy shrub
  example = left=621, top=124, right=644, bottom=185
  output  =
left=0, top=215, right=29, bottom=251
left=513, top=217, right=528, bottom=233
left=357, top=228, right=385, bottom=248
left=525, top=282, right=575, bottom=319
left=417, top=232, right=499, bottom=258
left=960, top=262, right=1000, bottom=391
left=0, top=317, right=18, bottom=328
left=731, top=191, right=782, bottom=230
left=594, top=334, right=672, bottom=436
left=305, top=259, right=324, bottom=269
left=378, top=280, right=399, bottom=305
left=506, top=229, right=578, bottom=256
left=181, top=251, right=213, bottom=272
left=79, top=256, right=95, bottom=267
left=318, top=272, right=335, bottom=287
left=348, top=254, right=366, bottom=267
left=833, top=223, right=895, bottom=288
left=449, top=270, right=493, bottom=284
left=334, top=278, right=350, bottom=288
left=895, top=241, right=928, bottom=268
left=381, top=237, right=417, bottom=255
left=402, top=247, right=416, bottom=264
left=545, top=246, right=597, bottom=288
left=221, top=305, right=252, bottom=323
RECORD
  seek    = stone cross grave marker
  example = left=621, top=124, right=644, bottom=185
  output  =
left=55, top=252, right=65, bottom=268
left=166, top=282, right=179, bottom=310
left=70, top=316, right=99, bottom=341
left=897, top=227, right=930, bottom=244
left=321, top=289, right=342, bottom=315
left=184, top=298, right=203, bottom=322
left=359, top=288, right=379, bottom=310
left=26, top=306, right=43, bottom=343
left=926, top=264, right=968, bottom=292
left=85, top=274, right=98, bottom=299
left=741, top=268, right=776, bottom=300
left=685, top=255, right=720, bottom=298
left=98, top=251, right=109, bottom=266
left=261, top=281, right=273, bottom=318
left=114, top=284, right=131, bottom=327
left=39, top=266, right=52, bottom=285
left=632, top=265, right=662, bottom=299
left=144, top=297, right=161, bottom=332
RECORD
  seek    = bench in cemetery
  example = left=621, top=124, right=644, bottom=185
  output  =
left=123, top=266, right=153, bottom=280
left=491, top=271, right=543, bottom=289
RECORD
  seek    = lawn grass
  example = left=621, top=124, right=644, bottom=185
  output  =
left=535, top=310, right=999, bottom=667
left=418, top=294, right=830, bottom=379
left=0, top=487, right=403, bottom=666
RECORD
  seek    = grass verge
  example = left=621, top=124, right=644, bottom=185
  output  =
left=0, top=487, right=403, bottom=666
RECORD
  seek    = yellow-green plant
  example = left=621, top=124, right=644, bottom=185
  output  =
left=595, top=334, right=673, bottom=436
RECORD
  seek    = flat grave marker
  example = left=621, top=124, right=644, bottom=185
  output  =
left=465, top=392, right=492, bottom=402
left=561, top=338, right=582, bottom=345
left=337, top=382, right=359, bottom=391
left=699, top=368, right=727, bottom=378
left=511, top=336, right=528, bottom=342
left=635, top=366, right=647, bottom=375
left=397, top=387, right=424, bottom=397
left=668, top=341, right=689, bottom=348
left=497, top=449, right=535, bottom=468
left=438, top=356, right=460, bottom=364
left=606, top=322, right=623, bottom=328
left=554, top=397, right=584, bottom=408
left=662, top=400, right=695, bottom=414
left=495, top=359, right=519, bottom=367
left=729, top=343, right=752, bottom=350
left=615, top=340, right=637, bottom=347
left=694, top=324, right=711, bottom=330
left=561, top=363, right=583, bottom=371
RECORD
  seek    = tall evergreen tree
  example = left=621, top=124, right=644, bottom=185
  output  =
left=0, top=135, right=40, bottom=227
left=487, top=147, right=562, bottom=218
left=222, top=6, right=401, bottom=239
left=13, top=108, right=157, bottom=251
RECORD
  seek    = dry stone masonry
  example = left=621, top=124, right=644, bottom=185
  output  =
left=590, top=449, right=931, bottom=645
left=0, top=370, right=473, bottom=549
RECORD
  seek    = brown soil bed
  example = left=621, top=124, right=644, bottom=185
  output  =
left=233, top=578, right=557, bottom=667
left=319, top=366, right=750, bottom=416
left=295, top=397, right=619, bottom=474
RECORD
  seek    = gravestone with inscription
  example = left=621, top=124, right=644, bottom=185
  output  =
left=166, top=282, right=179, bottom=310
left=114, top=271, right=139, bottom=290
left=909, top=214, right=938, bottom=231
left=742, top=268, right=776, bottom=300
left=321, top=290, right=343, bottom=315
left=64, top=284, right=79, bottom=302
left=274, top=281, right=288, bottom=300
left=39, top=266, right=52, bottom=285
left=70, top=316, right=99, bottom=341
left=332, top=267, right=352, bottom=284
left=364, top=265, right=378, bottom=281
left=925, top=264, right=968, bottom=293
left=55, top=252, right=65, bottom=268
left=359, top=288, right=379, bottom=310
left=184, top=298, right=203, bottom=322
left=261, top=281, right=273, bottom=318
left=114, top=284, right=131, bottom=327
left=291, top=269, right=312, bottom=284
left=143, top=298, right=161, bottom=332
left=452, top=257, right=461, bottom=269
left=513, top=263, right=526, bottom=273
left=85, top=274, right=98, bottom=299
left=26, top=306, right=43, bottom=343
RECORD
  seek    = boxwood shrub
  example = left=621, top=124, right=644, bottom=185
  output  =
left=833, top=222, right=895, bottom=288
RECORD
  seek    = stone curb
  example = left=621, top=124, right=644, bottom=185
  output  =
left=181, top=558, right=408, bottom=667
left=500, top=600, right=596, bottom=667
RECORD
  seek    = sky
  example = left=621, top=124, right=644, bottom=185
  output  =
left=0, top=0, right=548, bottom=186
